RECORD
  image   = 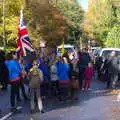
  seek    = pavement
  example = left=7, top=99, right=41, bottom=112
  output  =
left=0, top=79, right=120, bottom=120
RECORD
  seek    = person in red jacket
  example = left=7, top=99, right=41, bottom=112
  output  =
left=83, top=62, right=94, bottom=91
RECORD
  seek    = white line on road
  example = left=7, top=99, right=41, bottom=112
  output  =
left=0, top=106, right=22, bottom=120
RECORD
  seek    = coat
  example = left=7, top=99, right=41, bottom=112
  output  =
left=78, top=52, right=91, bottom=69
left=39, top=63, right=49, bottom=81
left=105, top=56, right=120, bottom=74
left=29, top=66, right=43, bottom=88
left=57, top=62, right=70, bottom=83
left=84, top=66, right=94, bottom=80
left=50, top=64, right=58, bottom=81
left=0, top=62, right=9, bottom=84
left=6, top=60, right=22, bottom=82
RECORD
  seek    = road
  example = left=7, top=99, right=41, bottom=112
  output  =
left=0, top=79, right=120, bottom=120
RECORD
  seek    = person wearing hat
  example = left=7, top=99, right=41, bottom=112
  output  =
left=29, top=60, right=44, bottom=114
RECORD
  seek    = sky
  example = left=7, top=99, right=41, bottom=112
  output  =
left=77, top=0, right=88, bottom=11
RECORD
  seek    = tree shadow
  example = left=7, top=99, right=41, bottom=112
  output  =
left=43, top=80, right=115, bottom=113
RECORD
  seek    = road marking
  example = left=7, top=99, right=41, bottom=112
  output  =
left=117, top=92, right=120, bottom=101
left=112, top=92, right=120, bottom=102
left=0, top=106, right=22, bottom=120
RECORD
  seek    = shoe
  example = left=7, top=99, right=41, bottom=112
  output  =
left=40, top=110, right=45, bottom=114
left=10, top=107, right=17, bottom=112
left=88, top=88, right=91, bottom=91
left=24, top=97, right=29, bottom=102
left=82, top=88, right=84, bottom=91
left=17, top=98, right=22, bottom=102
left=30, top=109, right=35, bottom=114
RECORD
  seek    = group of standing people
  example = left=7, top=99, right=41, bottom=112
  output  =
left=0, top=48, right=94, bottom=114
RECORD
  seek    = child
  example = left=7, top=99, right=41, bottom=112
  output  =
left=83, top=63, right=94, bottom=90
left=29, top=60, right=44, bottom=114
left=50, top=59, right=59, bottom=98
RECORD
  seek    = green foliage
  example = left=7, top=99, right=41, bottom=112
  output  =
left=0, top=0, right=84, bottom=48
left=105, top=25, right=120, bottom=47
left=84, top=0, right=120, bottom=47
left=0, top=0, right=23, bottom=48
left=56, top=0, right=84, bottom=44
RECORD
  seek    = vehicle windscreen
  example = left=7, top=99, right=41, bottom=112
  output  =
left=58, top=48, right=74, bottom=53
left=93, top=49, right=101, bottom=56
left=102, top=50, right=120, bottom=58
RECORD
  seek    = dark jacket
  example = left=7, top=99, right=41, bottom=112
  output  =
left=105, top=56, right=120, bottom=74
left=78, top=52, right=91, bottom=69
left=0, top=62, right=9, bottom=84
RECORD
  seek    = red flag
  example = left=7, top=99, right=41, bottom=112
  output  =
left=16, top=10, right=34, bottom=56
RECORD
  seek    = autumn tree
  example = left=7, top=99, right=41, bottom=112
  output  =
left=0, top=0, right=23, bottom=49
left=83, top=0, right=113, bottom=46
left=55, top=0, right=84, bottom=44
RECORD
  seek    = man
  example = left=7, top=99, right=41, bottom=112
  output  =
left=78, top=49, right=91, bottom=89
left=104, top=51, right=120, bottom=89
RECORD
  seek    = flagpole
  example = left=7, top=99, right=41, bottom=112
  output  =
left=3, top=0, right=6, bottom=49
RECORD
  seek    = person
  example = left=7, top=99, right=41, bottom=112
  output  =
left=38, top=60, right=50, bottom=97
left=6, top=51, right=22, bottom=112
left=103, top=51, right=120, bottom=89
left=95, top=56, right=103, bottom=80
left=69, top=71, right=79, bottom=100
left=0, top=82, right=2, bottom=113
left=0, top=51, right=9, bottom=90
left=50, top=59, right=59, bottom=98
left=17, top=58, right=28, bottom=102
left=78, top=49, right=91, bottom=89
left=29, top=60, right=44, bottom=114
left=83, top=63, right=94, bottom=90
left=57, top=57, right=70, bottom=101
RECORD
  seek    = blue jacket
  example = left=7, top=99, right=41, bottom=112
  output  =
left=57, top=62, right=70, bottom=82
left=39, top=63, right=50, bottom=81
left=6, top=60, right=22, bottom=82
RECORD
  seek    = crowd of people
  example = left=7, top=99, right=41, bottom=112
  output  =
left=0, top=48, right=94, bottom=114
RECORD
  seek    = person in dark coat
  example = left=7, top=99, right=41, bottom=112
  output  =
left=78, top=49, right=91, bottom=89
left=95, top=56, right=103, bottom=80
left=0, top=51, right=9, bottom=90
left=103, top=51, right=120, bottom=89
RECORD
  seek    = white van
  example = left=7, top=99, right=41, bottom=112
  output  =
left=99, top=48, right=120, bottom=60
left=57, top=44, right=78, bottom=59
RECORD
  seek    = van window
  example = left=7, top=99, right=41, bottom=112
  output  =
left=102, top=50, right=120, bottom=58
left=58, top=48, right=74, bottom=53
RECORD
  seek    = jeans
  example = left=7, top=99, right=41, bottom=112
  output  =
left=10, top=81, right=19, bottom=107
left=17, top=80, right=27, bottom=100
left=79, top=68, right=85, bottom=89
left=50, top=81, right=60, bottom=97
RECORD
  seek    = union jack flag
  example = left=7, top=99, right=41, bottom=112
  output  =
left=16, top=10, right=34, bottom=56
